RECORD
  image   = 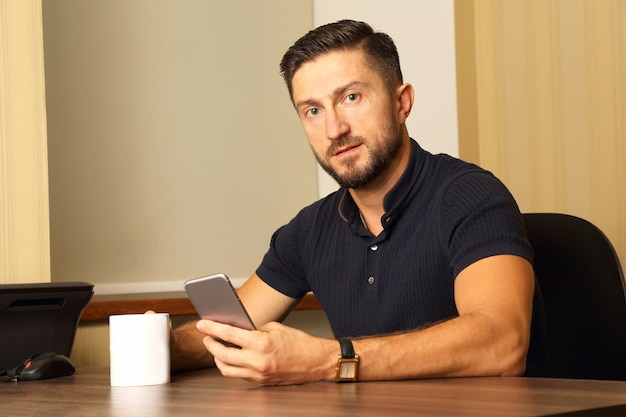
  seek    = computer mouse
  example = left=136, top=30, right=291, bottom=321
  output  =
left=9, top=352, right=75, bottom=381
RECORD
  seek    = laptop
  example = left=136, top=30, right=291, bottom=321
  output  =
left=0, top=281, right=93, bottom=370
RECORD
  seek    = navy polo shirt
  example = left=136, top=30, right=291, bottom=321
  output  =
left=256, top=139, right=533, bottom=339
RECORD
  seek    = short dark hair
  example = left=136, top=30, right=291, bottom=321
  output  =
left=279, top=20, right=404, bottom=101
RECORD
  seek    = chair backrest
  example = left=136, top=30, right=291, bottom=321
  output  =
left=523, top=213, right=626, bottom=380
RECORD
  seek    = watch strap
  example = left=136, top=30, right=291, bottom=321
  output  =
left=338, top=338, right=355, bottom=359
left=336, top=338, right=359, bottom=382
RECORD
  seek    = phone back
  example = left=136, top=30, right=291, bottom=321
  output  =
left=184, top=274, right=255, bottom=331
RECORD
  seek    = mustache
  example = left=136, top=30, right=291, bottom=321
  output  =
left=326, top=135, right=364, bottom=158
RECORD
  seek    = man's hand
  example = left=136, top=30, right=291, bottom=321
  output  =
left=196, top=319, right=336, bottom=386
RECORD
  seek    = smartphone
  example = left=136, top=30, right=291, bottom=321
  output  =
left=183, top=273, right=256, bottom=331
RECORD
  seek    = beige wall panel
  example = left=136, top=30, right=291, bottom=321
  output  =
left=526, top=1, right=562, bottom=210
left=459, top=0, right=626, bottom=267
left=0, top=0, right=50, bottom=283
left=71, top=323, right=110, bottom=367
left=473, top=1, right=502, bottom=175
left=616, top=0, right=626, bottom=257
left=556, top=1, right=595, bottom=216
left=454, top=0, right=480, bottom=164
left=587, top=1, right=624, bottom=239
left=499, top=0, right=533, bottom=205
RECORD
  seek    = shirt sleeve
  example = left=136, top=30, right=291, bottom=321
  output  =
left=255, top=210, right=314, bottom=299
left=439, top=170, right=533, bottom=278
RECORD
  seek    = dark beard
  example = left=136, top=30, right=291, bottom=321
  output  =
left=314, top=125, right=404, bottom=189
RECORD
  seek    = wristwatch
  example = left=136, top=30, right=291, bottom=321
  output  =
left=335, top=338, right=359, bottom=382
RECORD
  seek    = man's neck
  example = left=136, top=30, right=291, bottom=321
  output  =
left=349, top=137, right=412, bottom=236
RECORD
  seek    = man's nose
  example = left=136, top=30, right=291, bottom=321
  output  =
left=325, top=109, right=350, bottom=140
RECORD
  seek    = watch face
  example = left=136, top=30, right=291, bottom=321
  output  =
left=337, top=356, right=359, bottom=381
left=339, top=361, right=357, bottom=379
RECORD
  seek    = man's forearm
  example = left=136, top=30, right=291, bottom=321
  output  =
left=170, top=320, right=216, bottom=372
left=351, top=312, right=529, bottom=381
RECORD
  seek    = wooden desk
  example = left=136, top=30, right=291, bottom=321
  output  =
left=2, top=367, right=626, bottom=417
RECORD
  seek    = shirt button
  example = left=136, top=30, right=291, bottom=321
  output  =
left=370, top=244, right=378, bottom=251
left=368, top=276, right=375, bottom=285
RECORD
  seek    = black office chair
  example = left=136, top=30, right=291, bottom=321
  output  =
left=523, top=213, right=626, bottom=380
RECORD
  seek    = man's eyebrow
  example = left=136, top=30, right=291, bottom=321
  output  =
left=295, top=81, right=370, bottom=111
left=294, top=98, right=319, bottom=111
left=331, top=81, right=369, bottom=99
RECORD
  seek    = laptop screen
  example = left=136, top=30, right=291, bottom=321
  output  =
left=0, top=282, right=93, bottom=370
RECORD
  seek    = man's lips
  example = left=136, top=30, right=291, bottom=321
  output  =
left=332, top=143, right=362, bottom=157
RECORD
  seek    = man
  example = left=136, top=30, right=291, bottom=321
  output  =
left=170, top=20, right=543, bottom=385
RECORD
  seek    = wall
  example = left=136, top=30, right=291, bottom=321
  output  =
left=456, top=0, right=626, bottom=268
left=43, top=1, right=317, bottom=294
left=313, top=0, right=459, bottom=197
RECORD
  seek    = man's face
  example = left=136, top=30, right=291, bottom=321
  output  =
left=291, top=49, right=404, bottom=189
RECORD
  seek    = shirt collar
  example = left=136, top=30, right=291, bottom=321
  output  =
left=337, top=139, right=424, bottom=232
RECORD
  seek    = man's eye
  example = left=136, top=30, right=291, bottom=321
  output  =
left=306, top=108, right=320, bottom=117
left=346, top=93, right=359, bottom=102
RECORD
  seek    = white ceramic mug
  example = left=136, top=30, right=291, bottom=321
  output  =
left=109, top=313, right=170, bottom=386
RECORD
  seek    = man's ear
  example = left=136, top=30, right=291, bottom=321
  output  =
left=396, top=83, right=415, bottom=124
